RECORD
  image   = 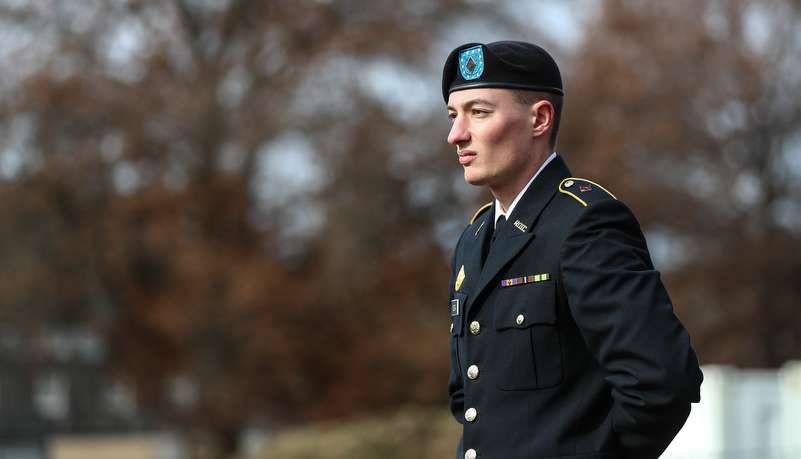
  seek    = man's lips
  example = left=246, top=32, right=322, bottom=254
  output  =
left=458, top=150, right=476, bottom=165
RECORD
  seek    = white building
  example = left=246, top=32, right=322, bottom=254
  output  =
left=663, top=361, right=801, bottom=459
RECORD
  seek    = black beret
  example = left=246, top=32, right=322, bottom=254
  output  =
left=442, top=41, right=563, bottom=102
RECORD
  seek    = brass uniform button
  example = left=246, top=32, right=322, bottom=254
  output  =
left=450, top=323, right=454, bottom=333
left=465, top=407, right=477, bottom=422
left=516, top=314, right=525, bottom=325
left=465, top=448, right=477, bottom=459
left=467, top=365, right=479, bottom=380
left=470, top=321, right=481, bottom=335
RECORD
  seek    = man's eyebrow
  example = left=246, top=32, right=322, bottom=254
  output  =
left=447, top=98, right=497, bottom=112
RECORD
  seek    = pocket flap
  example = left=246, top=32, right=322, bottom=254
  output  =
left=493, top=281, right=556, bottom=331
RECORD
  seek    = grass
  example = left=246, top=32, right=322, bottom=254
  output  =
left=248, top=405, right=461, bottom=459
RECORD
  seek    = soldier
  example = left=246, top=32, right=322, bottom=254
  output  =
left=444, top=41, right=703, bottom=459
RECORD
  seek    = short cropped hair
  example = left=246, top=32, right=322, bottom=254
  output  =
left=512, top=90, right=563, bottom=151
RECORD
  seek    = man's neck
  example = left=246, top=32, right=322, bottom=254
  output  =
left=493, top=152, right=557, bottom=216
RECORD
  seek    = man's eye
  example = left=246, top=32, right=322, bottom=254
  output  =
left=448, top=113, right=457, bottom=121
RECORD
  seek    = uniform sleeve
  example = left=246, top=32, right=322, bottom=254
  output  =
left=560, top=198, right=702, bottom=459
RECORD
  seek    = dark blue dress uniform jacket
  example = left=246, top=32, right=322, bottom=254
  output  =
left=448, top=155, right=702, bottom=459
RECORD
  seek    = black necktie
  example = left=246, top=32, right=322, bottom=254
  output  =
left=491, top=215, right=506, bottom=246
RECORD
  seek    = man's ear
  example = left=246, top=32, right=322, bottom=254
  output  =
left=531, top=100, right=554, bottom=140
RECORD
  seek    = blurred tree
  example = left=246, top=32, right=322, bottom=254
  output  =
left=560, top=0, right=801, bottom=367
left=7, top=0, right=800, bottom=454
left=0, top=0, right=513, bottom=455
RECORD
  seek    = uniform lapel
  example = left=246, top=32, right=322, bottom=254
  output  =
left=471, top=156, right=572, bottom=304
left=455, top=204, right=495, bottom=306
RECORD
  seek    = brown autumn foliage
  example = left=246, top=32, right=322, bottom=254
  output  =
left=0, top=0, right=514, bottom=453
left=560, top=0, right=801, bottom=367
left=1, top=0, right=801, bottom=455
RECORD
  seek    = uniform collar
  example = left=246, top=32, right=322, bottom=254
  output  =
left=494, top=152, right=557, bottom=227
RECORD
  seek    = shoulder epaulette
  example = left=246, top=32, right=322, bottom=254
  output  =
left=470, top=202, right=493, bottom=224
left=559, top=178, right=616, bottom=207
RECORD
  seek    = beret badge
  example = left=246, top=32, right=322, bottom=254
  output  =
left=443, top=41, right=563, bottom=102
left=459, top=45, right=484, bottom=81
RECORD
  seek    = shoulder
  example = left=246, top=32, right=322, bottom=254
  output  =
left=558, top=178, right=617, bottom=207
left=470, top=202, right=493, bottom=224
left=454, top=202, right=492, bottom=242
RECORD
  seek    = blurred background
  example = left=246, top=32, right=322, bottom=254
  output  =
left=1, top=0, right=800, bottom=458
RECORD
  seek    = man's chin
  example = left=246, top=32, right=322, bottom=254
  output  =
left=463, top=171, right=487, bottom=187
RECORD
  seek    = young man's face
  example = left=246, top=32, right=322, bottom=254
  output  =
left=447, top=88, right=538, bottom=193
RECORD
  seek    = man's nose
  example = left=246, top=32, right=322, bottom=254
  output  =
left=448, top=117, right=470, bottom=145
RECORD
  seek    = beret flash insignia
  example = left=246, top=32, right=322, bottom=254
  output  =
left=459, top=45, right=484, bottom=81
